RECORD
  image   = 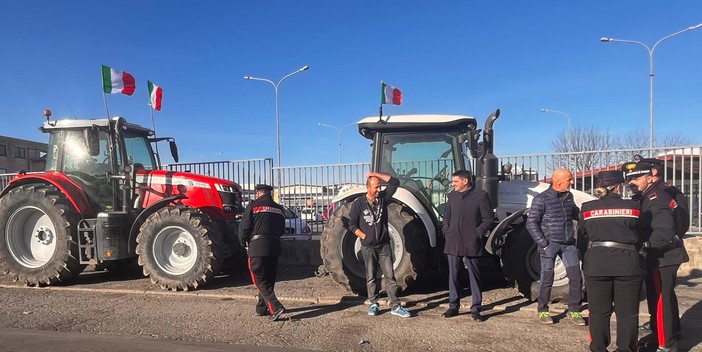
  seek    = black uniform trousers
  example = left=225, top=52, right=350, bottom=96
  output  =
left=248, top=256, right=283, bottom=315
left=447, top=255, right=482, bottom=313
left=586, top=274, right=641, bottom=352
left=645, top=265, right=681, bottom=349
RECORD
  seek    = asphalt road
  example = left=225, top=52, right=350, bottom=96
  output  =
left=0, top=266, right=701, bottom=351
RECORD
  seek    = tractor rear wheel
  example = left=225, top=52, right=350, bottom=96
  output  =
left=501, top=223, right=570, bottom=301
left=0, top=183, right=85, bottom=285
left=320, top=201, right=427, bottom=294
left=136, top=206, right=223, bottom=291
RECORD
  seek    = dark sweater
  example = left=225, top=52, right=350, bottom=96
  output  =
left=347, top=177, right=399, bottom=248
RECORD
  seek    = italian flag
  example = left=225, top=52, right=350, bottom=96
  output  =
left=381, top=82, right=402, bottom=105
left=102, top=65, right=136, bottom=96
left=148, top=81, right=163, bottom=111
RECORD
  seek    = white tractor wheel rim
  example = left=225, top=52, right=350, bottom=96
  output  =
left=5, top=206, right=57, bottom=269
left=152, top=226, right=197, bottom=275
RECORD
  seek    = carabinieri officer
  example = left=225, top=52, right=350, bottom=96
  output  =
left=579, top=170, right=642, bottom=352
left=239, top=184, right=287, bottom=321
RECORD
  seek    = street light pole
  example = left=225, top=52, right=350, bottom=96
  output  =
left=244, top=66, right=310, bottom=188
left=317, top=123, right=355, bottom=163
left=540, top=108, right=572, bottom=148
left=600, top=23, right=702, bottom=150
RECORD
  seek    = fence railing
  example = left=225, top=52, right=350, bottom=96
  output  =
left=3, top=146, right=701, bottom=235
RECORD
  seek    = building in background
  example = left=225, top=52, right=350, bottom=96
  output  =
left=0, top=135, right=47, bottom=173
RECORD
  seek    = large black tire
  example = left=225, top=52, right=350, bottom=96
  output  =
left=136, top=206, right=223, bottom=291
left=320, top=201, right=428, bottom=294
left=0, top=183, right=85, bottom=286
left=500, top=223, right=569, bottom=302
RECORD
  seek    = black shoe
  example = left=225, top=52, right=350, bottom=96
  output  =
left=442, top=308, right=459, bottom=318
left=256, top=310, right=270, bottom=316
left=639, top=321, right=652, bottom=331
left=269, top=307, right=286, bottom=321
left=471, top=312, right=484, bottom=322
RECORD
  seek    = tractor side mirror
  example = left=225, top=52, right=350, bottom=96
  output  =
left=86, top=127, right=100, bottom=157
left=169, top=140, right=179, bottom=163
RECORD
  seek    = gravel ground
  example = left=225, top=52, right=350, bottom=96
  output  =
left=0, top=266, right=700, bottom=351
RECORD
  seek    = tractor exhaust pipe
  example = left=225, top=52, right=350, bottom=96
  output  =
left=475, top=109, right=500, bottom=207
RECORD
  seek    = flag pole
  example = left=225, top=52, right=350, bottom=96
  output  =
left=103, top=92, right=111, bottom=118
left=378, top=81, right=385, bottom=124
left=149, top=105, right=160, bottom=157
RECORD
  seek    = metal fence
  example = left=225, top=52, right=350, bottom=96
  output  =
left=2, top=146, right=701, bottom=235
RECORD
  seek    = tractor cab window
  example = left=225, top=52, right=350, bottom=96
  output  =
left=59, top=130, right=115, bottom=212
left=121, top=133, right=155, bottom=171
left=62, top=130, right=112, bottom=177
left=380, top=132, right=458, bottom=219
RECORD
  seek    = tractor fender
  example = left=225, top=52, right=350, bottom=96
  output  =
left=332, top=186, right=437, bottom=248
left=0, top=173, right=94, bottom=217
left=128, top=194, right=187, bottom=253
left=485, top=208, right=528, bottom=256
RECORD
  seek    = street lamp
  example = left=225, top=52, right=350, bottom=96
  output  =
left=317, top=122, right=355, bottom=163
left=600, top=23, right=702, bottom=150
left=541, top=109, right=570, bottom=138
left=244, top=66, right=309, bottom=191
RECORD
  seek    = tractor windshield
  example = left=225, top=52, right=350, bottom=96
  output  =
left=379, top=132, right=461, bottom=219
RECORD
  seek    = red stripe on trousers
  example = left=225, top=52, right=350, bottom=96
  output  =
left=652, top=268, right=666, bottom=347
left=248, top=257, right=274, bottom=314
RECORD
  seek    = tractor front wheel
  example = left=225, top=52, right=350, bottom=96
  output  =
left=136, top=206, right=223, bottom=291
left=501, top=223, right=570, bottom=301
left=320, top=201, right=427, bottom=294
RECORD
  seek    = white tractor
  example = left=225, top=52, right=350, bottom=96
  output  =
left=320, top=110, right=594, bottom=300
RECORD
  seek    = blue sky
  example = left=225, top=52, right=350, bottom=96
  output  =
left=1, top=1, right=701, bottom=165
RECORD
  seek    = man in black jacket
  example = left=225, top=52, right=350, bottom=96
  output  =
left=526, top=169, right=585, bottom=325
left=238, top=184, right=287, bottom=321
left=624, top=160, right=689, bottom=351
left=441, top=170, right=493, bottom=321
left=347, top=172, right=410, bottom=318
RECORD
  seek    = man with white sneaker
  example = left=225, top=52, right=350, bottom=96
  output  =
left=348, top=172, right=411, bottom=318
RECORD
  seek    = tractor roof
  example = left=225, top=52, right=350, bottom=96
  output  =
left=40, top=117, right=152, bottom=134
left=356, top=115, right=477, bottom=139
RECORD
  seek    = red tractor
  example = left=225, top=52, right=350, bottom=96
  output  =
left=0, top=111, right=245, bottom=291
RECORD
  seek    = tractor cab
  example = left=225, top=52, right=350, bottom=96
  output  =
left=358, top=114, right=480, bottom=223
left=41, top=116, right=177, bottom=213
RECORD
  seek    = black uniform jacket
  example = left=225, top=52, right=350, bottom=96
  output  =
left=441, top=187, right=493, bottom=257
left=348, top=177, right=400, bottom=249
left=636, top=181, right=689, bottom=268
left=655, top=181, right=690, bottom=238
left=579, top=193, right=642, bottom=277
left=238, top=194, right=286, bottom=257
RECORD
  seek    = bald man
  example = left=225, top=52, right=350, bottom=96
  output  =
left=526, top=169, right=585, bottom=326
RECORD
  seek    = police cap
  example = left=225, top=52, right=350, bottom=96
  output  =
left=255, top=184, right=274, bottom=192
left=596, top=170, right=625, bottom=188
left=621, top=158, right=655, bottom=181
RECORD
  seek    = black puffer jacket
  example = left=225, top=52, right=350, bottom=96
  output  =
left=526, top=186, right=580, bottom=248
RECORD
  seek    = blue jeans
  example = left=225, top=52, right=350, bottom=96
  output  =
left=537, top=242, right=582, bottom=312
left=361, top=243, right=400, bottom=308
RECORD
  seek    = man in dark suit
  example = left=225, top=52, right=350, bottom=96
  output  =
left=441, top=170, right=494, bottom=321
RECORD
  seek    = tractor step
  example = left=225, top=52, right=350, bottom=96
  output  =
left=77, top=219, right=97, bottom=264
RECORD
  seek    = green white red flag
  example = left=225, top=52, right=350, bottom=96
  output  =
left=148, top=81, right=163, bottom=111
left=102, top=65, right=135, bottom=96
left=381, top=82, right=402, bottom=105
